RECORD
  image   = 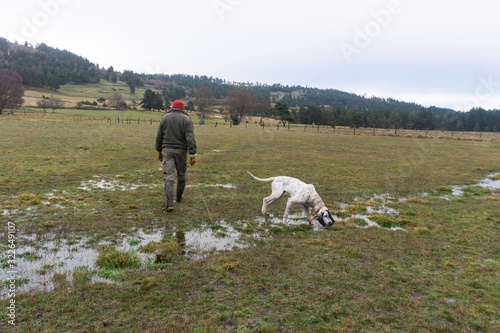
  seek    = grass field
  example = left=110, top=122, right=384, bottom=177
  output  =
left=1, top=110, right=499, bottom=332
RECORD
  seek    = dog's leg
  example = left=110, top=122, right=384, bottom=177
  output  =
left=262, top=182, right=283, bottom=215
left=303, top=205, right=313, bottom=224
left=283, top=198, right=300, bottom=224
left=262, top=194, right=281, bottom=215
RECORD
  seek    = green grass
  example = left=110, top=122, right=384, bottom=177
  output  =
left=95, top=246, right=141, bottom=269
left=0, top=110, right=499, bottom=331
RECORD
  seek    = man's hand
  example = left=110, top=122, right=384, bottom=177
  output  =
left=188, top=154, right=196, bottom=166
left=157, top=152, right=163, bottom=162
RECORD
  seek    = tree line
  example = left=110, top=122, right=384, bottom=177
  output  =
left=0, top=40, right=100, bottom=90
left=1, top=37, right=499, bottom=131
left=288, top=105, right=500, bottom=132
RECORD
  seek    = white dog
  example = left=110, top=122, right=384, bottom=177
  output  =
left=248, top=171, right=334, bottom=227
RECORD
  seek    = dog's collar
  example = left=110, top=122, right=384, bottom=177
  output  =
left=310, top=206, right=325, bottom=222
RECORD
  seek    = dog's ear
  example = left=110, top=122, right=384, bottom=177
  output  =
left=328, top=211, right=335, bottom=225
left=317, top=213, right=326, bottom=227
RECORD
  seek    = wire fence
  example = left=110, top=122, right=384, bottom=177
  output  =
left=3, top=108, right=500, bottom=141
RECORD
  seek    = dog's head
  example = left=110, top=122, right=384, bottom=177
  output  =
left=317, top=207, right=335, bottom=227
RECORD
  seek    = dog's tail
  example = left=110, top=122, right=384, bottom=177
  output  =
left=247, top=171, right=275, bottom=182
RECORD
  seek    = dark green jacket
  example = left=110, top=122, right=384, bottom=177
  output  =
left=155, top=109, right=197, bottom=155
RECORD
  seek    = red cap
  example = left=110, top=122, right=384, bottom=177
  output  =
left=172, top=100, right=184, bottom=110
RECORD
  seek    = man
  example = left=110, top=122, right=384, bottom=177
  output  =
left=155, top=100, right=197, bottom=212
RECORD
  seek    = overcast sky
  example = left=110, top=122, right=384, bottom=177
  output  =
left=1, top=0, right=500, bottom=110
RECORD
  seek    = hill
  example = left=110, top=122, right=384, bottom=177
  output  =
left=1, top=37, right=500, bottom=132
left=0, top=37, right=450, bottom=112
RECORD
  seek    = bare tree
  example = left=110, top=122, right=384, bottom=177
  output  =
left=48, top=96, right=63, bottom=112
left=226, top=88, right=256, bottom=125
left=253, top=96, right=272, bottom=119
left=0, top=69, right=25, bottom=114
left=37, top=99, right=50, bottom=115
left=37, top=96, right=63, bottom=114
left=194, top=85, right=215, bottom=124
left=109, top=91, right=127, bottom=109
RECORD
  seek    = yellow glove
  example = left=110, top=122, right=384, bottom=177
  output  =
left=188, top=155, right=196, bottom=166
left=157, top=152, right=163, bottom=162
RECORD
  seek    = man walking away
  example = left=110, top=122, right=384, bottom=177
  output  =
left=155, top=100, right=197, bottom=212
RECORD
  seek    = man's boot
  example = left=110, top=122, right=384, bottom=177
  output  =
left=164, top=180, right=174, bottom=212
left=176, top=179, right=186, bottom=203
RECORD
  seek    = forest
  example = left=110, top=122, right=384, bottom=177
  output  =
left=1, top=37, right=499, bottom=132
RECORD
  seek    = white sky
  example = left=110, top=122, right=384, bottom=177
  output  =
left=1, top=0, right=500, bottom=110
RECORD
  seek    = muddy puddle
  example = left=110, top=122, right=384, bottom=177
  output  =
left=440, top=173, right=500, bottom=199
left=341, top=193, right=406, bottom=231
left=0, top=221, right=260, bottom=298
left=252, top=193, right=405, bottom=231
left=78, top=176, right=158, bottom=191
left=2, top=172, right=498, bottom=297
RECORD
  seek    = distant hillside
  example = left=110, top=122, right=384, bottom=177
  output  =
left=140, top=72, right=455, bottom=115
left=0, top=37, right=452, bottom=113
left=1, top=37, right=499, bottom=132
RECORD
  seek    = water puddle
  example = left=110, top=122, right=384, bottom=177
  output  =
left=78, top=176, right=156, bottom=191
left=253, top=213, right=326, bottom=231
left=1, top=233, right=105, bottom=298
left=2, top=209, right=20, bottom=216
left=477, top=173, right=500, bottom=190
left=0, top=221, right=259, bottom=298
left=440, top=173, right=500, bottom=199
left=4, top=172, right=498, bottom=297
left=251, top=193, right=405, bottom=232
left=339, top=193, right=407, bottom=231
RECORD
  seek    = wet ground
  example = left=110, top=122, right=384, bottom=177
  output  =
left=443, top=173, right=500, bottom=198
left=1, top=173, right=498, bottom=297
left=0, top=221, right=260, bottom=298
